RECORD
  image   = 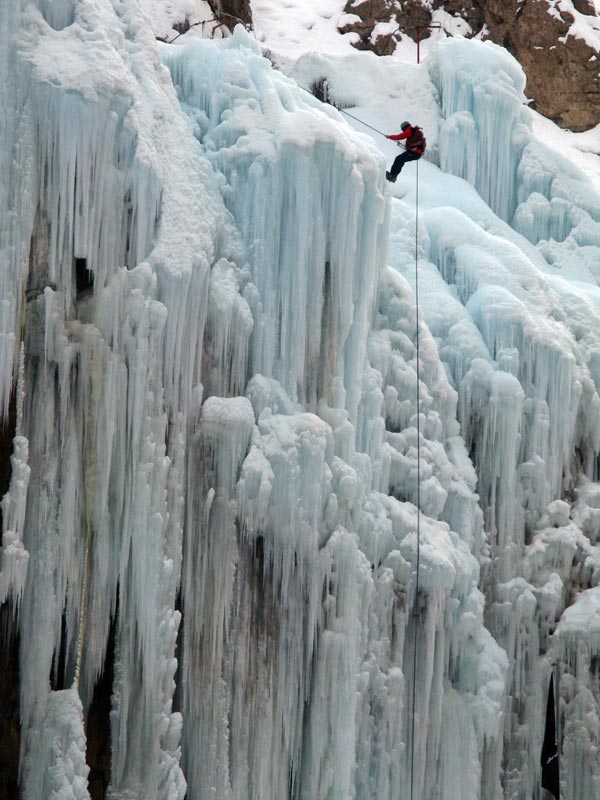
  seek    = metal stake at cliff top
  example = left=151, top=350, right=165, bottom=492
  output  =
left=414, top=22, right=442, bottom=64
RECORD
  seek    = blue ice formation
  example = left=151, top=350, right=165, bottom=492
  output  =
left=1, top=3, right=600, bottom=800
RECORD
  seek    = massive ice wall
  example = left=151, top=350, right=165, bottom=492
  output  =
left=392, top=207, right=600, bottom=799
left=5, top=2, right=600, bottom=799
left=162, top=34, right=507, bottom=800
left=429, top=38, right=530, bottom=223
left=0, top=3, right=513, bottom=799
left=1, top=0, right=227, bottom=797
left=430, top=36, right=600, bottom=282
left=412, top=35, right=600, bottom=800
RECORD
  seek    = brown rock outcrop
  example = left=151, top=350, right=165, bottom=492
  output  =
left=482, top=0, right=600, bottom=131
left=572, top=0, right=596, bottom=15
left=339, top=0, right=600, bottom=131
left=339, top=0, right=433, bottom=55
left=209, top=0, right=253, bottom=29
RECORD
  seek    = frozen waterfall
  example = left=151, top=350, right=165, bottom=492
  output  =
left=2, top=2, right=600, bottom=799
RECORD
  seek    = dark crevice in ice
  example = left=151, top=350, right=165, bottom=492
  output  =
left=41, top=0, right=75, bottom=31
left=172, top=589, right=183, bottom=715
left=75, top=258, right=94, bottom=301
left=50, top=611, right=69, bottom=691
left=85, top=616, right=116, bottom=800
left=0, top=389, right=16, bottom=534
left=0, top=613, right=20, bottom=800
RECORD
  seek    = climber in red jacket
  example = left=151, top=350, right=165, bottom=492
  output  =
left=385, top=121, right=426, bottom=182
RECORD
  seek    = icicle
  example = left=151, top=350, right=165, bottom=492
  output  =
left=35, top=689, right=91, bottom=800
left=0, top=337, right=30, bottom=605
left=429, top=37, right=530, bottom=222
left=0, top=433, right=30, bottom=605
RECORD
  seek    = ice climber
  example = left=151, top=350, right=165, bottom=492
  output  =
left=385, top=121, right=426, bottom=182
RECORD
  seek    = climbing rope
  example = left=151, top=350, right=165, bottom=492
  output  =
left=74, top=445, right=95, bottom=692
left=328, top=86, right=424, bottom=794
left=336, top=108, right=407, bottom=151
left=166, top=12, right=254, bottom=44
left=15, top=279, right=28, bottom=436
left=74, top=353, right=98, bottom=693
left=409, top=159, right=422, bottom=800
left=553, top=661, right=560, bottom=766
left=305, top=79, right=422, bottom=795
left=292, top=78, right=411, bottom=154
left=165, top=19, right=408, bottom=153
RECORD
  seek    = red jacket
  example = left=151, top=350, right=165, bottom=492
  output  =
left=388, top=125, right=426, bottom=155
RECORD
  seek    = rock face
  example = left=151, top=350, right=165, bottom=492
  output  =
left=340, top=0, right=600, bottom=131
left=483, top=0, right=600, bottom=131
left=340, top=0, right=431, bottom=54
left=209, top=0, right=253, bottom=29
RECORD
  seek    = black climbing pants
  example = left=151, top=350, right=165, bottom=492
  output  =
left=390, top=150, right=421, bottom=176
